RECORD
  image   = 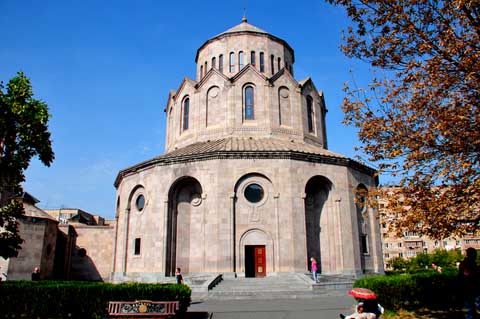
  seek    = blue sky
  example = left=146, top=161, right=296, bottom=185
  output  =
left=1, top=0, right=380, bottom=219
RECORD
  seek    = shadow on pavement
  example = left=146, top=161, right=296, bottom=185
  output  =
left=177, top=311, right=211, bottom=319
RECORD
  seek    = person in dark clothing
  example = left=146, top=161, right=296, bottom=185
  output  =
left=175, top=267, right=184, bottom=284
left=363, top=299, right=384, bottom=318
left=31, top=267, right=40, bottom=281
left=459, top=247, right=479, bottom=319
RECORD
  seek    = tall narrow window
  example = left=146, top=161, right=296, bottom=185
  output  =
left=250, top=51, right=256, bottom=67
left=134, top=238, right=141, bottom=255
left=307, top=96, right=314, bottom=132
left=245, top=86, right=254, bottom=120
left=219, top=54, right=224, bottom=73
left=277, top=57, right=281, bottom=71
left=259, top=52, right=265, bottom=72
left=200, top=65, right=203, bottom=78
left=229, top=52, right=235, bottom=73
left=238, top=51, right=244, bottom=70
left=183, top=98, right=190, bottom=130
left=212, top=57, right=216, bottom=69
left=205, top=61, right=208, bottom=72
left=270, top=55, right=275, bottom=74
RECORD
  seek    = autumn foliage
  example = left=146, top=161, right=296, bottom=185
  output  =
left=327, top=1, right=480, bottom=238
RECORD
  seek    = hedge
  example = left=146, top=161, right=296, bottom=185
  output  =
left=353, top=271, right=462, bottom=311
left=0, top=281, right=191, bottom=318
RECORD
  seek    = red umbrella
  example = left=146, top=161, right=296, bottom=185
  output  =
left=348, top=288, right=377, bottom=300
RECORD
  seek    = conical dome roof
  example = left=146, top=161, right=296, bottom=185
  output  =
left=218, top=17, right=269, bottom=36
left=195, top=18, right=293, bottom=63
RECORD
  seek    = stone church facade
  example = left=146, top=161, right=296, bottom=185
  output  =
left=112, top=19, right=384, bottom=282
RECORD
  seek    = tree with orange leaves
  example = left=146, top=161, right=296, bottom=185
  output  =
left=327, top=0, right=480, bottom=239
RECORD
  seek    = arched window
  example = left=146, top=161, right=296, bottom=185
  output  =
left=212, top=57, right=216, bottom=69
left=229, top=52, right=235, bottom=73
left=244, top=86, right=254, bottom=120
left=200, top=65, right=203, bottom=78
left=250, top=51, right=256, bottom=67
left=204, top=61, right=208, bottom=72
left=259, top=52, right=265, bottom=73
left=183, top=97, right=190, bottom=130
left=270, top=55, right=275, bottom=74
left=307, top=96, right=314, bottom=133
left=239, top=51, right=244, bottom=70
left=277, top=57, right=281, bottom=71
left=219, top=54, right=224, bottom=73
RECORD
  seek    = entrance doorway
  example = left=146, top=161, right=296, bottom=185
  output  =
left=245, top=245, right=266, bottom=277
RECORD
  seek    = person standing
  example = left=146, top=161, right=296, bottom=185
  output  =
left=175, top=268, right=184, bottom=284
left=310, top=257, right=318, bottom=283
left=31, top=267, right=40, bottom=281
left=459, top=247, right=479, bottom=319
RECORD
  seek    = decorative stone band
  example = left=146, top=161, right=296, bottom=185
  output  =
left=114, top=137, right=376, bottom=187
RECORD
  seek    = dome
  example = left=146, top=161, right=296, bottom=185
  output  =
left=195, top=18, right=294, bottom=65
left=218, top=17, right=269, bottom=36
left=166, top=18, right=327, bottom=154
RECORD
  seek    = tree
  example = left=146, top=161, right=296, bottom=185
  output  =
left=327, top=0, right=480, bottom=238
left=409, top=252, right=431, bottom=271
left=430, top=248, right=462, bottom=268
left=390, top=256, right=409, bottom=271
left=0, top=72, right=54, bottom=259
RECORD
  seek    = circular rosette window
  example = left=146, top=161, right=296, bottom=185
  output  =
left=136, top=194, right=146, bottom=212
left=244, top=183, right=264, bottom=204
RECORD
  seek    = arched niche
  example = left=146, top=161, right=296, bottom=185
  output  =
left=355, top=183, right=369, bottom=272
left=165, top=176, right=203, bottom=276
left=233, top=172, right=275, bottom=276
left=278, top=86, right=291, bottom=127
left=206, top=86, right=220, bottom=127
left=304, top=175, right=333, bottom=274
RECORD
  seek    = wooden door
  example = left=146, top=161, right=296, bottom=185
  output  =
left=254, top=246, right=266, bottom=277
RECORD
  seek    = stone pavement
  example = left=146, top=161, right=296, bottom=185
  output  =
left=181, top=295, right=358, bottom=319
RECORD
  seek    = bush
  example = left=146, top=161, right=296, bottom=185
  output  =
left=0, top=281, right=191, bottom=318
left=353, top=272, right=461, bottom=311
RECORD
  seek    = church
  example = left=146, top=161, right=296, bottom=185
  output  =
left=112, top=18, right=384, bottom=282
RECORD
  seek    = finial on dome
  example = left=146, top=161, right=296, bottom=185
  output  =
left=242, top=0, right=247, bottom=23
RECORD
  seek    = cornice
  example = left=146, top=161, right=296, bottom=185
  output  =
left=114, top=149, right=376, bottom=187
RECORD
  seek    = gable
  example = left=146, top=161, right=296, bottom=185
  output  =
left=299, top=77, right=321, bottom=98
left=195, top=68, right=230, bottom=90
left=270, top=68, right=299, bottom=88
left=230, top=64, right=268, bottom=84
left=173, top=77, right=197, bottom=104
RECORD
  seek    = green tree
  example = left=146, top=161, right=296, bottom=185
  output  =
left=431, top=248, right=462, bottom=268
left=390, top=256, right=410, bottom=271
left=0, top=72, right=54, bottom=259
left=409, top=252, right=431, bottom=271
left=326, top=0, right=480, bottom=239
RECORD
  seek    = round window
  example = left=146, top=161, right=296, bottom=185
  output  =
left=136, top=194, right=145, bottom=211
left=244, top=184, right=264, bottom=203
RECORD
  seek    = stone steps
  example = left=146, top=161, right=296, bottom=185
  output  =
left=197, top=273, right=353, bottom=300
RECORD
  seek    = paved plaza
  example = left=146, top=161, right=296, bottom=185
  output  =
left=184, top=295, right=357, bottom=319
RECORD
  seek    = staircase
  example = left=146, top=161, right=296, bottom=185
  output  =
left=195, top=273, right=352, bottom=301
